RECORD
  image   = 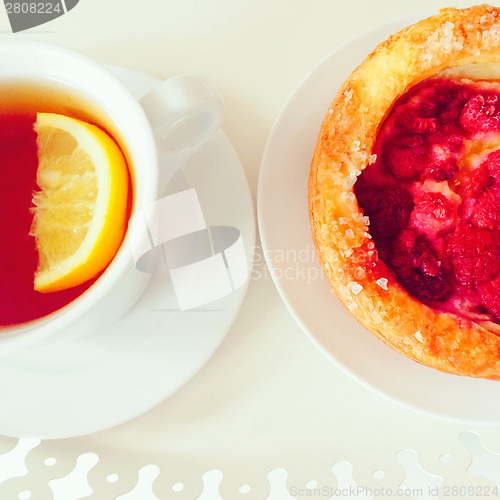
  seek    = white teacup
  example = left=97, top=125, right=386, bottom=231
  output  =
left=0, top=39, right=224, bottom=355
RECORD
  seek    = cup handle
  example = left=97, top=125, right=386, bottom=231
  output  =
left=139, top=75, right=224, bottom=186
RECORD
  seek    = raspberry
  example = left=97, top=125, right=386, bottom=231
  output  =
left=404, top=271, right=452, bottom=302
left=481, top=149, right=500, bottom=182
left=457, top=163, right=490, bottom=199
left=412, top=82, right=467, bottom=123
left=356, top=184, right=413, bottom=240
left=390, top=229, right=418, bottom=280
left=406, top=271, right=453, bottom=302
left=398, top=110, right=438, bottom=134
left=414, top=191, right=454, bottom=220
left=445, top=225, right=500, bottom=287
left=422, top=134, right=462, bottom=181
left=423, top=157, right=459, bottom=181
left=437, top=92, right=468, bottom=122
left=416, top=250, right=441, bottom=277
left=390, top=229, right=452, bottom=302
left=435, top=133, right=463, bottom=154
left=411, top=191, right=456, bottom=236
left=470, top=187, right=500, bottom=230
left=459, top=93, right=500, bottom=133
left=383, top=135, right=427, bottom=180
left=479, top=276, right=500, bottom=321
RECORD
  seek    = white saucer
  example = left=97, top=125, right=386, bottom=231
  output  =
left=0, top=66, right=255, bottom=439
left=258, top=13, right=500, bottom=425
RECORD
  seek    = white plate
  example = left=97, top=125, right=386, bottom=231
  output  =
left=257, top=13, right=500, bottom=425
left=0, top=66, right=255, bottom=439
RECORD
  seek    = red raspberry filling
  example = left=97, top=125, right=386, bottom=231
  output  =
left=355, top=77, right=500, bottom=324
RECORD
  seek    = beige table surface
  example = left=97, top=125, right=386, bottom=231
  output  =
left=2, top=0, right=500, bottom=499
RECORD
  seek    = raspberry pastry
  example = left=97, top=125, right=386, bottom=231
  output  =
left=309, top=5, right=500, bottom=378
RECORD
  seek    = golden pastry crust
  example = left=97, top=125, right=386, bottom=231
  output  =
left=309, top=5, right=500, bottom=379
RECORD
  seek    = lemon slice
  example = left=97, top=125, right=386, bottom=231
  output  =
left=30, top=112, right=129, bottom=293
